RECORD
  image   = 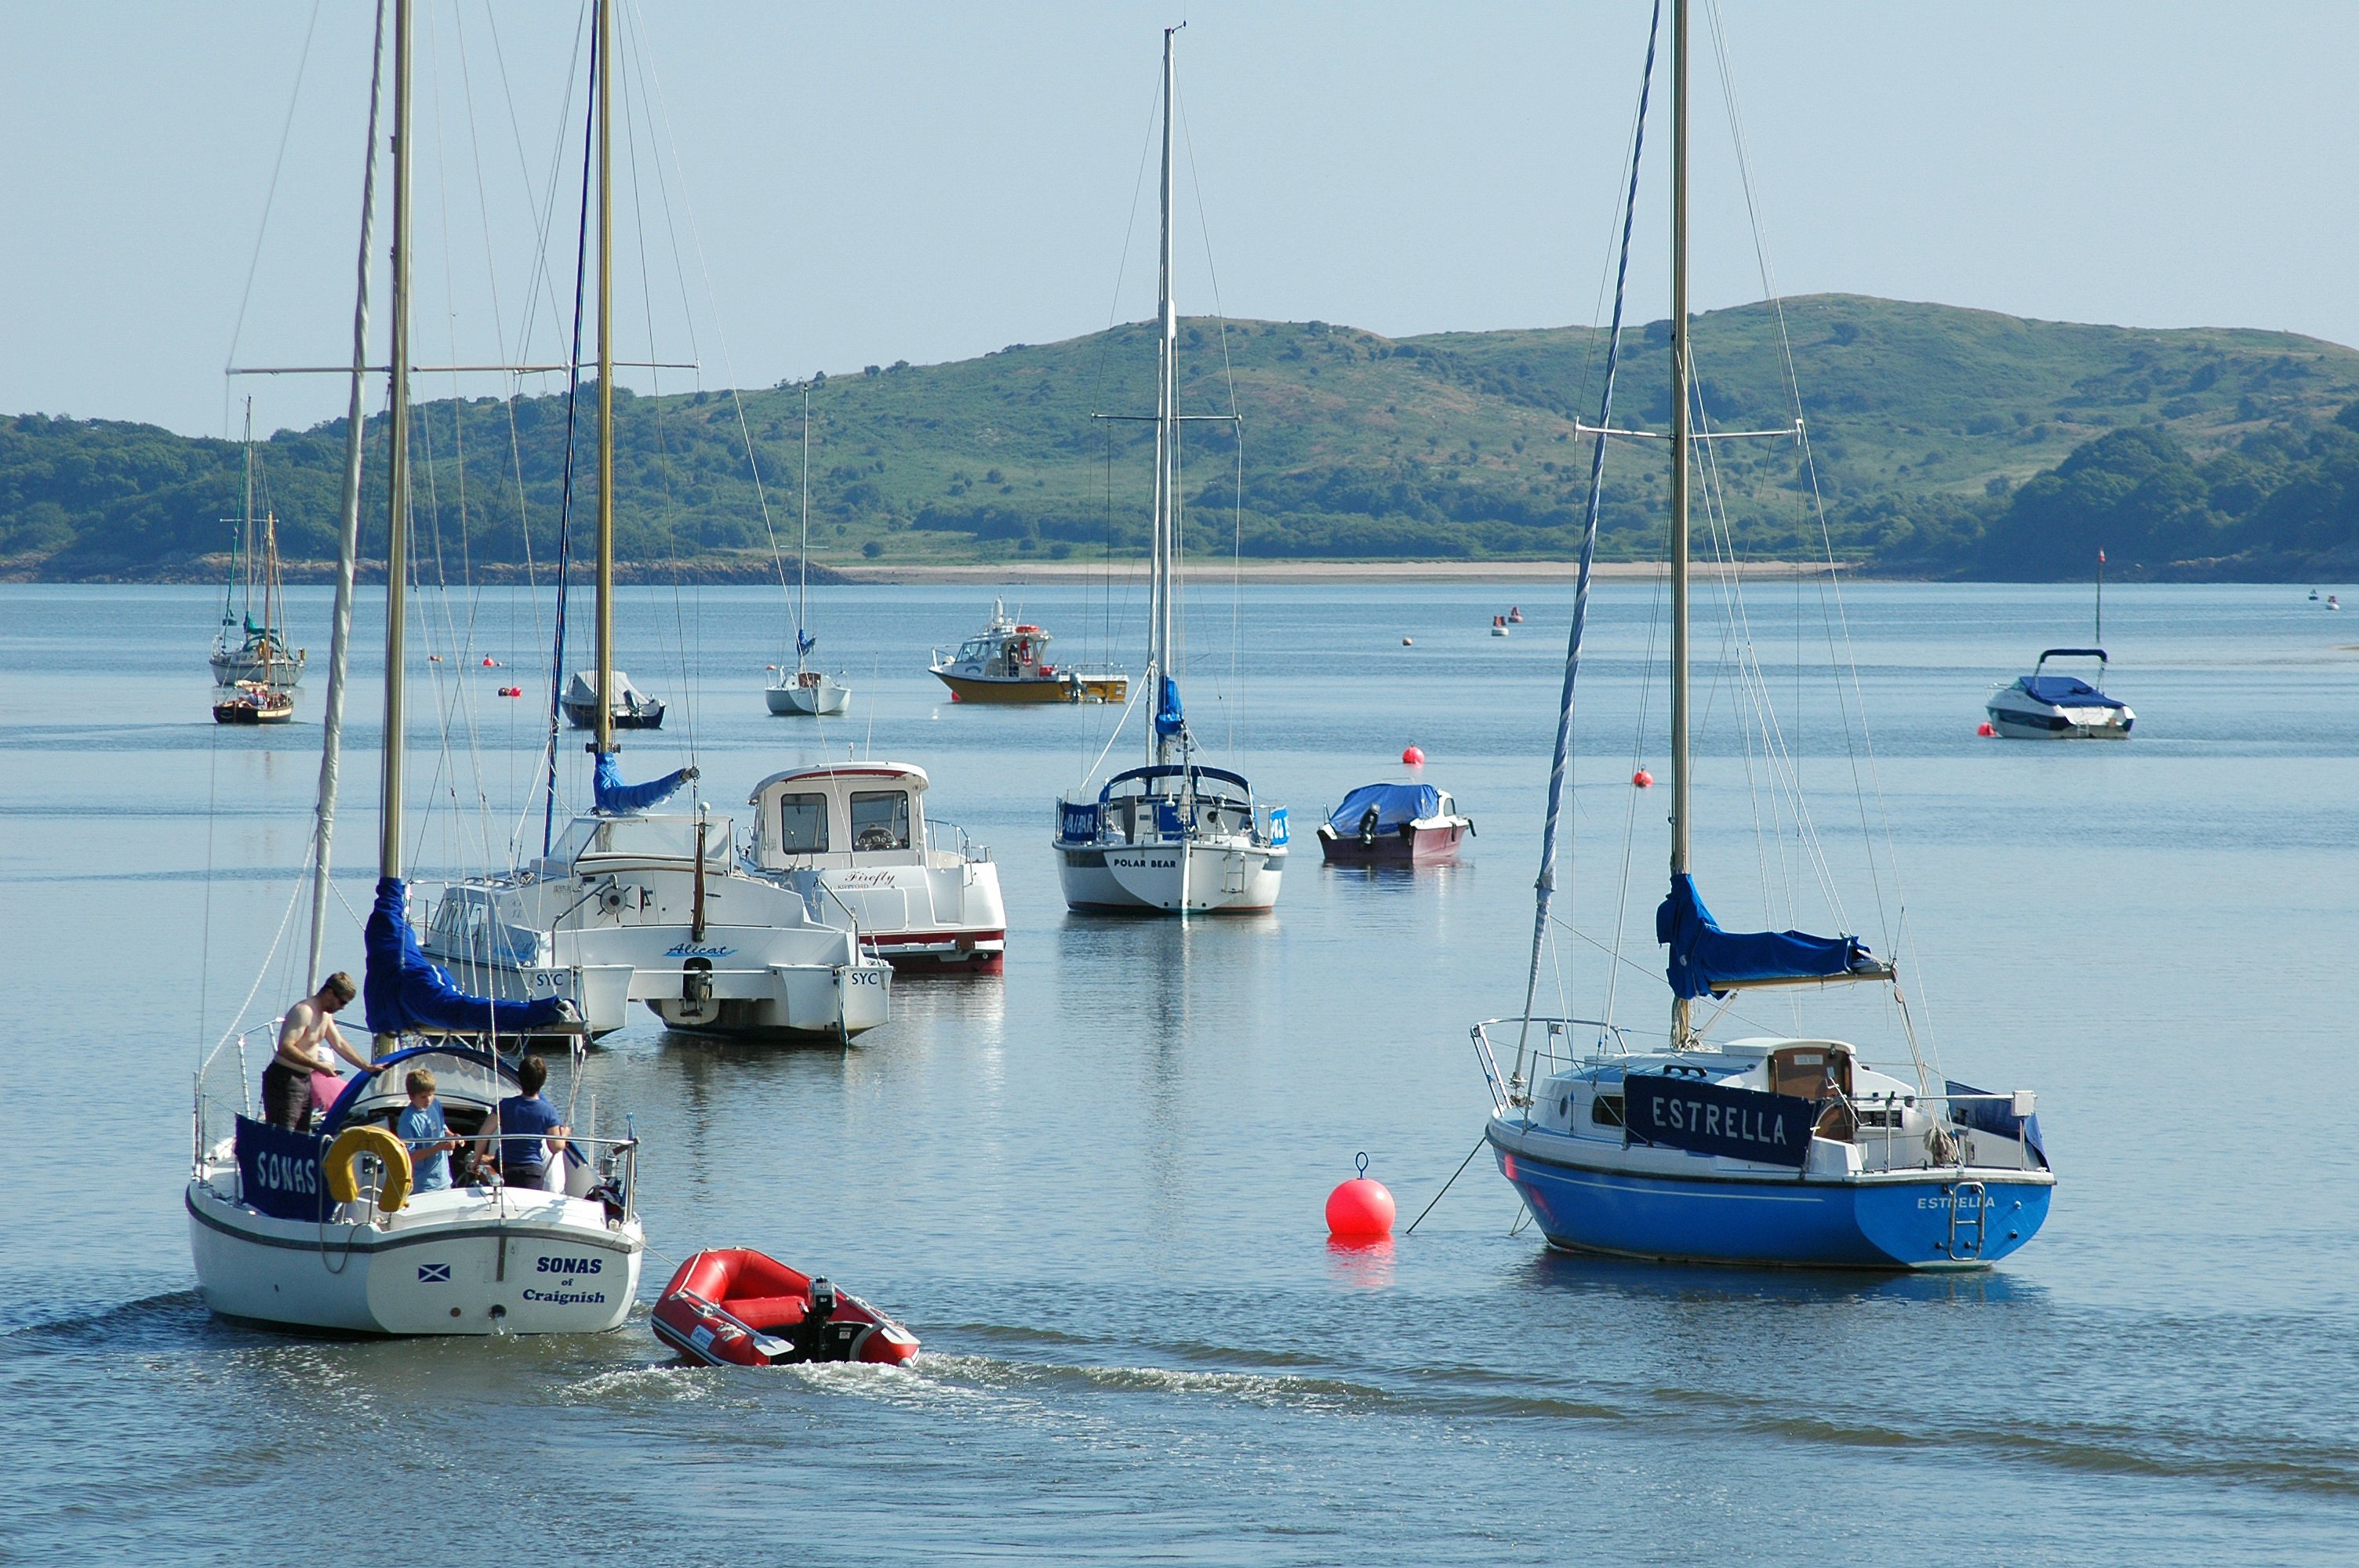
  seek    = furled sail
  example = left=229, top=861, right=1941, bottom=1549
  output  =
left=1154, top=676, right=1185, bottom=740
left=592, top=751, right=694, bottom=815
left=365, top=877, right=572, bottom=1036
left=1656, top=873, right=1879, bottom=1000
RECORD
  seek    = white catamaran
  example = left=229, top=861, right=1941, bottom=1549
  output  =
left=1471, top=0, right=2052, bottom=1270
left=1052, top=27, right=1289, bottom=915
left=189, top=0, right=645, bottom=1335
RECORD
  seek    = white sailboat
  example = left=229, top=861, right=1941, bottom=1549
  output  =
left=414, top=0, right=889, bottom=1042
left=767, top=388, right=850, bottom=716
left=1471, top=0, right=2052, bottom=1270
left=1052, top=27, right=1288, bottom=915
left=209, top=400, right=307, bottom=689
left=188, top=0, right=645, bottom=1335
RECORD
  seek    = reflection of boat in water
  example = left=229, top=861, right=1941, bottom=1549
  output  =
left=745, top=762, right=1006, bottom=971
left=1468, top=0, right=2052, bottom=1273
left=1316, top=782, right=1471, bottom=864
left=653, top=1248, right=918, bottom=1367
left=1986, top=648, right=2133, bottom=739
left=930, top=599, right=1126, bottom=703
left=562, top=669, right=666, bottom=730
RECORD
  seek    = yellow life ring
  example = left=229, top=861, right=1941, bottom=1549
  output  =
left=325, top=1124, right=414, bottom=1212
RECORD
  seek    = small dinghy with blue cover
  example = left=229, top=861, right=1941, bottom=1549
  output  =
left=653, top=1248, right=918, bottom=1367
left=1315, top=782, right=1472, bottom=864
left=1986, top=648, right=2134, bottom=739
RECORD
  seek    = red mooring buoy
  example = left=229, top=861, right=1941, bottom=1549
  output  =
left=482, top=656, right=498, bottom=667
left=1977, top=721, right=1997, bottom=738
left=1325, top=1153, right=1396, bottom=1244
left=1632, top=768, right=1654, bottom=788
left=1402, top=745, right=1426, bottom=766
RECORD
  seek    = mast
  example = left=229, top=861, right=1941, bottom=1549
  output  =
left=798, top=386, right=810, bottom=673
left=1150, top=24, right=1179, bottom=768
left=593, top=0, right=616, bottom=760
left=241, top=398, right=256, bottom=630
left=304, top=0, right=385, bottom=986
left=374, top=0, right=414, bottom=1055
left=1667, top=0, right=1693, bottom=1046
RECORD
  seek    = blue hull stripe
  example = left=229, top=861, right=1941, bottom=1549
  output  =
left=1496, top=1142, right=2051, bottom=1270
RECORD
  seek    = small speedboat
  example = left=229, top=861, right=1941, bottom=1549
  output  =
left=1317, top=782, right=1472, bottom=864
left=2330, top=595, right=2343, bottom=612
left=1489, top=615, right=1510, bottom=637
left=1986, top=648, right=2132, bottom=739
left=1507, top=606, right=1525, bottom=623
left=652, top=1248, right=918, bottom=1367
left=931, top=599, right=1127, bottom=704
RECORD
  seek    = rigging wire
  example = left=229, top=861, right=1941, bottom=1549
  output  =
left=223, top=0, right=327, bottom=436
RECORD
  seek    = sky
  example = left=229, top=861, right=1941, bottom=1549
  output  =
left=4, top=1, right=2356, bottom=439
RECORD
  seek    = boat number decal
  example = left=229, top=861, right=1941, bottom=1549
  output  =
left=536, top=1256, right=603, bottom=1275
left=690, top=1325, right=716, bottom=1352
left=1917, top=1192, right=1994, bottom=1210
left=417, top=1262, right=451, bottom=1283
left=1110, top=855, right=1176, bottom=869
left=845, top=968, right=885, bottom=985
left=664, top=943, right=736, bottom=958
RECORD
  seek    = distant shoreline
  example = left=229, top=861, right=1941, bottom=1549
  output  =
left=2, top=555, right=1865, bottom=586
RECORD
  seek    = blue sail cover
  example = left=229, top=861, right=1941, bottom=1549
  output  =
left=1656, top=873, right=1874, bottom=1000
left=365, top=877, right=572, bottom=1036
left=1325, top=782, right=1440, bottom=835
left=592, top=750, right=692, bottom=815
left=2020, top=674, right=2127, bottom=710
left=797, top=630, right=816, bottom=656
left=1154, top=676, right=1185, bottom=739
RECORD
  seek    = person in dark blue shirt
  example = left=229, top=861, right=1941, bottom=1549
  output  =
left=478, top=1054, right=569, bottom=1192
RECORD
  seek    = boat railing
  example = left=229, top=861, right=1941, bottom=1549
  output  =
left=1470, top=1016, right=1631, bottom=1113
left=336, top=1133, right=642, bottom=1228
left=192, top=1021, right=278, bottom=1170
left=928, top=817, right=992, bottom=864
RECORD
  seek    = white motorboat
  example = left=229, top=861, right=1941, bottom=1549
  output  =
left=1466, top=0, right=2051, bottom=1271
left=765, top=387, right=852, bottom=717
left=420, top=774, right=891, bottom=1040
left=1986, top=648, right=2134, bottom=739
left=189, top=0, right=647, bottom=1337
left=744, top=762, right=1006, bottom=971
left=1051, top=28, right=1288, bottom=916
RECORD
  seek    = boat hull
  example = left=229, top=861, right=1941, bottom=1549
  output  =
left=1986, top=689, right=2132, bottom=740
left=766, top=677, right=850, bottom=716
left=1057, top=840, right=1285, bottom=914
left=1317, top=822, right=1467, bottom=864
left=187, top=1178, right=642, bottom=1335
left=651, top=1249, right=918, bottom=1367
left=214, top=696, right=295, bottom=724
left=562, top=699, right=664, bottom=731
left=1488, top=1131, right=2052, bottom=1271
left=932, top=670, right=1125, bottom=705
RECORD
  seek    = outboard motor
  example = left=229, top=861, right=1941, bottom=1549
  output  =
left=787, top=1276, right=844, bottom=1363
left=1358, top=804, right=1382, bottom=846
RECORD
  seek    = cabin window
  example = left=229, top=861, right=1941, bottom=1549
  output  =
left=1590, top=1093, right=1625, bottom=1128
left=849, top=790, right=911, bottom=851
left=775, top=793, right=828, bottom=854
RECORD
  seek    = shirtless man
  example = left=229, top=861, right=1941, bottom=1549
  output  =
left=263, top=973, right=369, bottom=1130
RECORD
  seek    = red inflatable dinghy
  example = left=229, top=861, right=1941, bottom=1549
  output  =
left=652, top=1248, right=919, bottom=1367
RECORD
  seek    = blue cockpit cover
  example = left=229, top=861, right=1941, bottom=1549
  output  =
left=1656, top=873, right=1874, bottom=1000
left=2020, top=675, right=2126, bottom=710
left=365, top=877, right=572, bottom=1037
left=1946, top=1079, right=2049, bottom=1168
left=592, top=751, right=692, bottom=815
left=1154, top=677, right=1185, bottom=739
left=1325, top=782, right=1441, bottom=835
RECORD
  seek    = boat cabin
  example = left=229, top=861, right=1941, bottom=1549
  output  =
left=747, top=763, right=940, bottom=870
left=542, top=811, right=731, bottom=876
left=1056, top=764, right=1278, bottom=848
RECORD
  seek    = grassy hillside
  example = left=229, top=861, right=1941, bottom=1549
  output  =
left=5, top=294, right=2358, bottom=580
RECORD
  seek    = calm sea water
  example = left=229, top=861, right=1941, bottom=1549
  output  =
left=2, top=579, right=2355, bottom=1565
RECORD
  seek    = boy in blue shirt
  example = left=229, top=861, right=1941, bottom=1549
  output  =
left=395, top=1068, right=460, bottom=1192
left=481, top=1054, right=569, bottom=1192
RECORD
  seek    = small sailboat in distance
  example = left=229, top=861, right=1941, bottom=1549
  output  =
left=767, top=387, right=850, bottom=716
left=210, top=398, right=306, bottom=691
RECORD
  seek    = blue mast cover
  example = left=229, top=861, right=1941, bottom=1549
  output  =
left=592, top=751, right=692, bottom=815
left=1656, top=873, right=1875, bottom=1000
left=1154, top=676, right=1185, bottom=740
left=1325, top=782, right=1441, bottom=834
left=364, top=877, right=572, bottom=1036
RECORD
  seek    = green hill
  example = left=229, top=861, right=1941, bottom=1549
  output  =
left=5, top=294, right=2357, bottom=580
